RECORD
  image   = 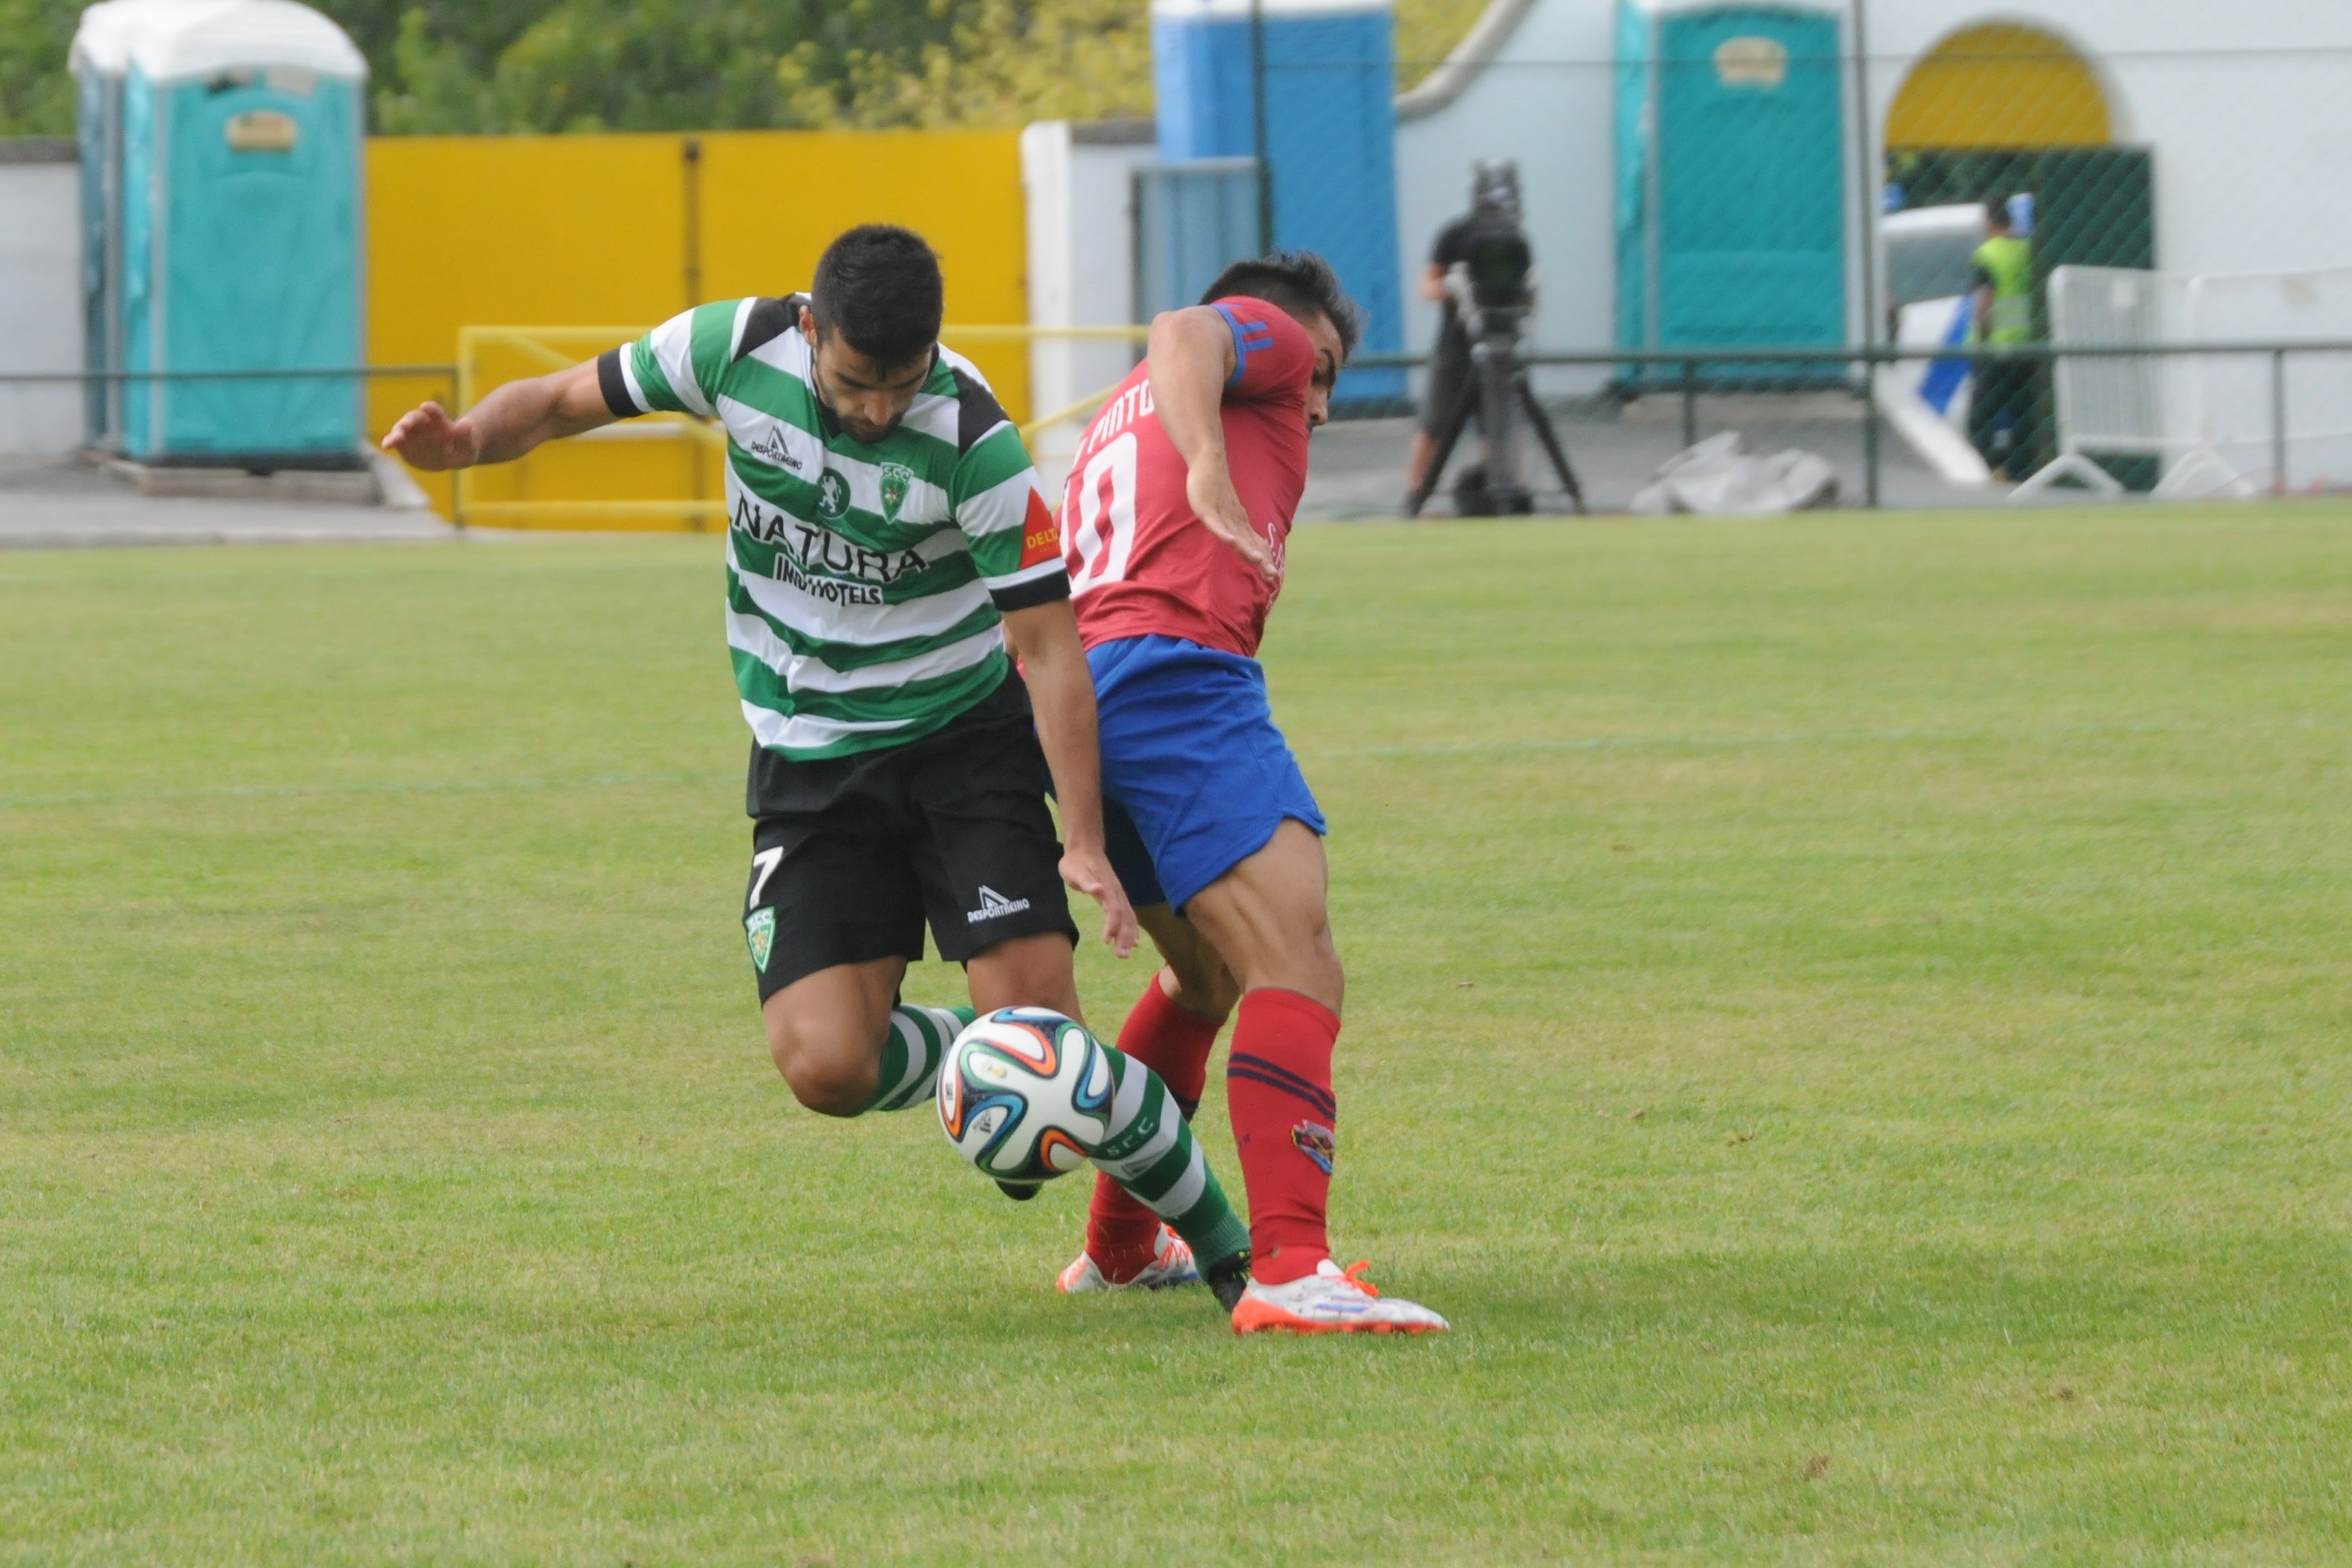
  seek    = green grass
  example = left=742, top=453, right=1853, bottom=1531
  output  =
left=3, top=508, right=2348, bottom=1564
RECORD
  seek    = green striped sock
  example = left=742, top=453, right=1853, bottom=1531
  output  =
left=864, top=1004, right=975, bottom=1113
left=1086, top=1043, right=1252, bottom=1275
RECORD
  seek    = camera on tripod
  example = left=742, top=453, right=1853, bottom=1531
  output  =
left=1407, top=161, right=1583, bottom=518
left=1452, top=166, right=1536, bottom=319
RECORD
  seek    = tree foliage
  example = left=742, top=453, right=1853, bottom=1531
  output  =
left=0, top=0, right=1159, bottom=136
left=0, top=0, right=79, bottom=136
left=1394, top=0, right=1492, bottom=92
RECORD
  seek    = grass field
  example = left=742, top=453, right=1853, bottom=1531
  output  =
left=3, top=508, right=2348, bottom=1564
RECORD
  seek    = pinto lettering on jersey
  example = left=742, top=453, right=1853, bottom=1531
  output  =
left=1071, top=379, right=1156, bottom=471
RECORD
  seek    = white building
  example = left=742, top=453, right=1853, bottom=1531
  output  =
left=1394, top=0, right=2352, bottom=384
left=0, top=140, right=83, bottom=458
left=1019, top=119, right=1158, bottom=495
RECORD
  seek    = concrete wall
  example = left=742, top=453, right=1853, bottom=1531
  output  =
left=1392, top=0, right=2352, bottom=383
left=0, top=142, right=83, bottom=458
left=1020, top=120, right=1157, bottom=498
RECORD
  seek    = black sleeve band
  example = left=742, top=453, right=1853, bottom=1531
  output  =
left=989, top=571, right=1072, bottom=614
left=596, top=348, right=637, bottom=418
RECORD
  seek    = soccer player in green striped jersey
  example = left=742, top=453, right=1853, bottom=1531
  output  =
left=382, top=225, right=1252, bottom=1306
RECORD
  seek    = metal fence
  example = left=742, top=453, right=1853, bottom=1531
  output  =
left=14, top=25, right=2352, bottom=518
left=1310, top=340, right=2352, bottom=518
left=8, top=339, right=2351, bottom=522
left=1387, top=34, right=2352, bottom=340
left=1362, top=22, right=2352, bottom=510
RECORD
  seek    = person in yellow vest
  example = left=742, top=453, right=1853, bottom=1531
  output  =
left=1968, top=197, right=2037, bottom=478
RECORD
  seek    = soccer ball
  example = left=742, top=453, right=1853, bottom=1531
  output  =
left=937, top=1007, right=1114, bottom=1188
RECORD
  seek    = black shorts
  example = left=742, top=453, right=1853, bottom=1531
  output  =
left=1421, top=316, right=1472, bottom=437
left=739, top=671, right=1079, bottom=1001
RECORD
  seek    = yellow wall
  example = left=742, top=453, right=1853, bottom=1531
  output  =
left=1886, top=24, right=2113, bottom=150
left=366, top=129, right=1030, bottom=524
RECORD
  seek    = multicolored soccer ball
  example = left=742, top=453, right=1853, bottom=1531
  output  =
left=937, top=1008, right=1114, bottom=1187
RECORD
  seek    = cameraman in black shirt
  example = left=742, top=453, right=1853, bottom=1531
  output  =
left=1405, top=209, right=1479, bottom=501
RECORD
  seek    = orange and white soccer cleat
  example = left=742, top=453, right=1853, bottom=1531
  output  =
left=1056, top=1225, right=1202, bottom=1293
left=1229, top=1258, right=1449, bottom=1335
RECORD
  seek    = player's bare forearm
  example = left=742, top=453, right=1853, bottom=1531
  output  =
left=467, top=368, right=614, bottom=463
left=1146, top=307, right=1238, bottom=471
left=1144, top=307, right=1273, bottom=579
left=1003, top=599, right=1139, bottom=957
left=380, top=359, right=617, bottom=471
left=1004, top=600, right=1108, bottom=852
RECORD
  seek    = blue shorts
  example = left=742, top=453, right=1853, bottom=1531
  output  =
left=1090, top=635, right=1325, bottom=913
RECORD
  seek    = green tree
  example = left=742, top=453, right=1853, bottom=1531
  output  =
left=797, top=0, right=1152, bottom=129
left=0, top=0, right=79, bottom=135
left=1394, top=0, right=1491, bottom=93
left=367, top=0, right=1154, bottom=134
left=0, top=0, right=1158, bottom=136
left=0, top=0, right=1481, bottom=140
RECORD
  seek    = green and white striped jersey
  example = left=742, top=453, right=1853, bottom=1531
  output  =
left=597, top=295, right=1067, bottom=761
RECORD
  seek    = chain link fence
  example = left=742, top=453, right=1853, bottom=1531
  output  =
left=16, top=22, right=2351, bottom=518
left=1368, top=19, right=2352, bottom=513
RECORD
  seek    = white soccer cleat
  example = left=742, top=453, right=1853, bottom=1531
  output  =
left=1229, top=1258, right=1449, bottom=1336
left=1056, top=1225, right=1202, bottom=1293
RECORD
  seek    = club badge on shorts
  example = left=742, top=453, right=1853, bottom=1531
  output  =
left=745, top=907, right=777, bottom=972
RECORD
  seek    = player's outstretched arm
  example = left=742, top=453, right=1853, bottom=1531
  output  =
left=381, top=360, right=618, bottom=472
left=1146, top=307, right=1276, bottom=582
left=1001, top=599, right=1140, bottom=960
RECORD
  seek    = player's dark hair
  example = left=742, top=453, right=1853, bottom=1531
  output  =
left=1201, top=252, right=1362, bottom=359
left=1985, top=196, right=2013, bottom=229
left=810, top=224, right=944, bottom=367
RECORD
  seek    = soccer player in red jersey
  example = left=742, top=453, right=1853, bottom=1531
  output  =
left=1053, top=254, right=1448, bottom=1334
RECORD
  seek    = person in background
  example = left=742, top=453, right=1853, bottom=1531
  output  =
left=1403, top=201, right=1481, bottom=501
left=1969, top=196, right=2038, bottom=479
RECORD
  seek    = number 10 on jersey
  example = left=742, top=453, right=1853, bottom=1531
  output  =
left=1066, top=432, right=1137, bottom=595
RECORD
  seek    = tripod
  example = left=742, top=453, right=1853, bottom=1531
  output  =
left=1404, top=309, right=1585, bottom=518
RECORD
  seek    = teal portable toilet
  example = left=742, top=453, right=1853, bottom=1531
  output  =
left=71, top=0, right=368, bottom=468
left=1615, top=0, right=1846, bottom=379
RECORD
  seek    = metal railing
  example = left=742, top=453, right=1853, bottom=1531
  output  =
left=449, top=323, right=1151, bottom=531
left=453, top=327, right=724, bottom=530
left=1342, top=340, right=2352, bottom=507
left=0, top=365, right=455, bottom=386
left=10, top=336, right=2350, bottom=513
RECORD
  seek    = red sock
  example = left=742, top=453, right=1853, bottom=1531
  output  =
left=1224, top=988, right=1339, bottom=1285
left=1085, top=975, right=1221, bottom=1281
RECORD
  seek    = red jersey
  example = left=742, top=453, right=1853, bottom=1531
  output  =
left=1061, top=298, right=1316, bottom=659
